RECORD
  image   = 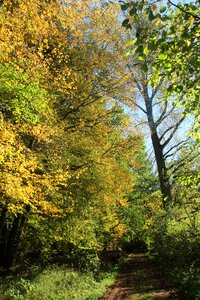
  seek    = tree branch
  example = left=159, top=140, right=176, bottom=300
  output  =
left=156, top=104, right=176, bottom=127
left=155, top=99, right=168, bottom=127
left=150, top=78, right=164, bottom=101
left=133, top=101, right=147, bottom=114
left=164, top=141, right=189, bottom=159
left=176, top=208, right=200, bottom=222
left=164, top=138, right=190, bottom=158
left=135, top=120, right=148, bottom=128
left=127, top=64, right=144, bottom=95
left=160, top=116, right=185, bottom=147
left=168, top=151, right=199, bottom=172
left=168, top=0, right=200, bottom=20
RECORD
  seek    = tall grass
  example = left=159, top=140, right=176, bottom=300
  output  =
left=0, top=266, right=116, bottom=300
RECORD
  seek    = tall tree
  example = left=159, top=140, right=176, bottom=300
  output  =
left=121, top=0, right=200, bottom=139
left=121, top=14, right=190, bottom=206
left=0, top=0, right=141, bottom=269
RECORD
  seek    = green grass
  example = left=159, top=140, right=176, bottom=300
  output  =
left=131, top=292, right=154, bottom=300
left=0, top=266, right=117, bottom=300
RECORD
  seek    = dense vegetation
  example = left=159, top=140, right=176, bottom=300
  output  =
left=121, top=0, right=200, bottom=299
left=0, top=0, right=199, bottom=299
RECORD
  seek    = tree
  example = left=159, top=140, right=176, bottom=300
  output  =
left=0, top=0, right=141, bottom=270
left=119, top=144, right=159, bottom=250
left=126, top=44, right=189, bottom=205
left=119, top=3, right=200, bottom=295
left=119, top=2, right=197, bottom=206
left=121, top=0, right=200, bottom=139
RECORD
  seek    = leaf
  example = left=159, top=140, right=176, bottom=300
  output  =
left=160, top=6, right=167, bottom=13
left=141, top=63, right=148, bottom=72
left=148, top=41, right=157, bottom=51
left=122, top=19, right=130, bottom=27
left=148, top=11, right=155, bottom=21
left=121, top=4, right=129, bottom=11
left=129, top=7, right=137, bottom=16
left=158, top=53, right=167, bottom=60
left=136, top=44, right=144, bottom=55
left=152, top=4, right=157, bottom=10
left=125, top=50, right=131, bottom=56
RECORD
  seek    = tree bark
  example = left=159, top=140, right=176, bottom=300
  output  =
left=0, top=206, right=27, bottom=271
left=143, top=85, right=172, bottom=207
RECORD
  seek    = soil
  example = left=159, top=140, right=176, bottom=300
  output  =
left=100, top=253, right=179, bottom=300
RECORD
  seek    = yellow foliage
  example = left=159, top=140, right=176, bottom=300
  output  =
left=0, top=0, right=141, bottom=252
left=0, top=118, right=70, bottom=216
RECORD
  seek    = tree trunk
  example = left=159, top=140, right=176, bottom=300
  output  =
left=150, top=129, right=172, bottom=206
left=4, top=213, right=26, bottom=270
left=144, top=88, right=172, bottom=207
left=0, top=206, right=9, bottom=268
left=0, top=206, right=27, bottom=271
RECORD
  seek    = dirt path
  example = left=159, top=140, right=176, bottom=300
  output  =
left=100, top=253, right=179, bottom=300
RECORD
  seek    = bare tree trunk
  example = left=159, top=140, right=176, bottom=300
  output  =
left=144, top=90, right=172, bottom=207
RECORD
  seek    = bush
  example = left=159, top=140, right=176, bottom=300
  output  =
left=144, top=208, right=200, bottom=300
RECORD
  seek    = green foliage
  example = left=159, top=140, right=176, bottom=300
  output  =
left=122, top=0, right=200, bottom=138
left=0, top=64, right=49, bottom=124
left=0, top=1, right=198, bottom=299
left=137, top=141, right=200, bottom=298
left=120, top=4, right=200, bottom=294
left=142, top=202, right=200, bottom=299
left=119, top=146, right=159, bottom=250
left=2, top=267, right=116, bottom=300
left=0, top=0, right=141, bottom=272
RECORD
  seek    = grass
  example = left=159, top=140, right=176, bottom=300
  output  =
left=0, top=266, right=117, bottom=300
left=131, top=292, right=154, bottom=300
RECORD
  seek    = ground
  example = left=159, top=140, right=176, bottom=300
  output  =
left=100, top=253, right=179, bottom=300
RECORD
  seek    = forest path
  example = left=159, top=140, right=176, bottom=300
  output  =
left=100, top=253, right=179, bottom=300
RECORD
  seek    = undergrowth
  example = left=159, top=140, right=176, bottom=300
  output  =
left=0, top=266, right=116, bottom=300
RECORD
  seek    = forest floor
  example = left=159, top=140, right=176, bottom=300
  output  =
left=100, top=253, right=179, bottom=300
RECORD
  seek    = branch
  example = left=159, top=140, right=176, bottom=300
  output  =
left=101, top=143, right=116, bottom=157
left=142, top=82, right=151, bottom=106
left=176, top=208, right=200, bottom=222
left=61, top=94, right=100, bottom=120
left=84, top=110, right=115, bottom=128
left=168, top=151, right=199, bottom=172
left=156, top=104, right=176, bottom=126
left=146, top=148, right=155, bottom=162
left=127, top=64, right=144, bottom=95
left=164, top=142, right=188, bottom=159
left=150, top=78, right=164, bottom=101
left=70, top=162, right=90, bottom=171
left=61, top=90, right=96, bottom=120
left=133, top=101, right=147, bottom=114
left=127, top=65, right=147, bottom=113
left=135, top=120, right=148, bottom=128
left=155, top=99, right=168, bottom=127
left=153, top=100, right=163, bottom=107
left=160, top=116, right=185, bottom=147
left=168, top=0, right=200, bottom=20
left=164, top=138, right=190, bottom=158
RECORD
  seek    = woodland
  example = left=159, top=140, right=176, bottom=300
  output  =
left=0, top=0, right=199, bottom=299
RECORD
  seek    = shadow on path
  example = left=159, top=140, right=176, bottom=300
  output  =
left=100, top=253, right=179, bottom=300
